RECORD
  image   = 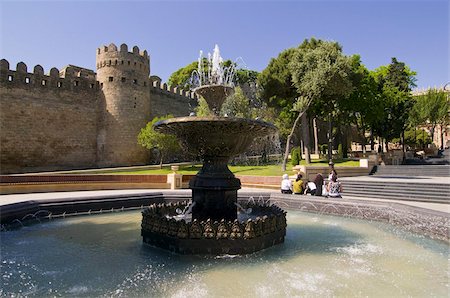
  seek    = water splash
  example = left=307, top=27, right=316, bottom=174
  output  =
left=190, top=44, right=238, bottom=88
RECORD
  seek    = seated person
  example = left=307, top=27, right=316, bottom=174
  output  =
left=293, top=174, right=305, bottom=195
left=280, top=174, right=292, bottom=194
left=313, top=173, right=324, bottom=196
left=305, top=180, right=317, bottom=195
left=326, top=174, right=342, bottom=198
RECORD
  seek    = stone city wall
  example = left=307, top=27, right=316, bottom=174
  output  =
left=0, top=60, right=100, bottom=174
left=0, top=47, right=200, bottom=174
left=149, top=79, right=198, bottom=118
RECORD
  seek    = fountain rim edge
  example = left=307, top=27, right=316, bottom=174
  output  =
left=153, top=116, right=278, bottom=131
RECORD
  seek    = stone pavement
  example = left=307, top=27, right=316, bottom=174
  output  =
left=1, top=185, right=448, bottom=214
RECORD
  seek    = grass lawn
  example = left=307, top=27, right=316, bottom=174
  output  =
left=90, top=159, right=360, bottom=176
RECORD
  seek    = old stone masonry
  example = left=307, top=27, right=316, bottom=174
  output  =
left=0, top=43, right=198, bottom=174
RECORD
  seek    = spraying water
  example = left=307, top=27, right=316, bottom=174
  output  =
left=191, top=44, right=238, bottom=88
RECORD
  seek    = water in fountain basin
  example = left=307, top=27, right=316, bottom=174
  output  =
left=1, top=210, right=448, bottom=297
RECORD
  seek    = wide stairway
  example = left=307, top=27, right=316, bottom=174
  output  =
left=374, top=165, right=450, bottom=177
left=341, top=165, right=450, bottom=204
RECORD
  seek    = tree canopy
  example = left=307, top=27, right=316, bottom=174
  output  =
left=137, top=115, right=181, bottom=166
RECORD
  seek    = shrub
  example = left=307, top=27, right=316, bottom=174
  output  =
left=291, top=146, right=302, bottom=166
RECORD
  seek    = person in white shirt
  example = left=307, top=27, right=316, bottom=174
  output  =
left=280, top=174, right=292, bottom=194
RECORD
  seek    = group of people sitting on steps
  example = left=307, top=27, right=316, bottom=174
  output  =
left=280, top=162, right=342, bottom=198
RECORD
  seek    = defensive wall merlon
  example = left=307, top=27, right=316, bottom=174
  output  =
left=149, top=78, right=198, bottom=100
left=0, top=59, right=99, bottom=92
left=96, top=43, right=149, bottom=74
left=0, top=42, right=199, bottom=101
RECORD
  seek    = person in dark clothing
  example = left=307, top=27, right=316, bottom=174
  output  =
left=313, top=173, right=324, bottom=196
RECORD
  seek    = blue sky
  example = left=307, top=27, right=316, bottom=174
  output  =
left=0, top=0, right=448, bottom=90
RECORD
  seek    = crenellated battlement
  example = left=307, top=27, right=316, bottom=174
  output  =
left=96, top=43, right=149, bottom=74
left=0, top=42, right=200, bottom=174
left=149, top=77, right=198, bottom=100
left=0, top=59, right=98, bottom=92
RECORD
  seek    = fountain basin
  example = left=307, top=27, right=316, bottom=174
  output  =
left=2, top=206, right=448, bottom=297
left=141, top=201, right=287, bottom=255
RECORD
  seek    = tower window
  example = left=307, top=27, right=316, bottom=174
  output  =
left=90, top=83, right=95, bottom=88
left=143, top=81, right=147, bottom=86
left=74, top=80, right=79, bottom=86
left=109, top=77, right=113, bottom=82
left=121, top=60, right=124, bottom=65
left=121, top=77, right=126, bottom=82
left=128, top=61, right=131, bottom=65
left=100, top=82, right=103, bottom=88
left=8, top=75, right=13, bottom=81
left=25, top=77, right=30, bottom=84
left=133, top=79, right=138, bottom=85
left=41, top=79, right=47, bottom=86
left=57, top=81, right=63, bottom=88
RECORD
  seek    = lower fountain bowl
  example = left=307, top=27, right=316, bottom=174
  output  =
left=141, top=201, right=287, bottom=255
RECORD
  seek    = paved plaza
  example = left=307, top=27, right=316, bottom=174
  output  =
left=1, top=175, right=448, bottom=214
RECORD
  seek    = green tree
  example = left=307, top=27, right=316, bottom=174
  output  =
left=372, top=58, right=416, bottom=154
left=221, top=86, right=251, bottom=118
left=195, top=97, right=213, bottom=117
left=168, top=60, right=200, bottom=90
left=257, top=47, right=298, bottom=138
left=138, top=115, right=181, bottom=167
left=289, top=38, right=354, bottom=163
left=414, top=89, right=449, bottom=149
left=257, top=48, right=297, bottom=110
left=340, top=57, right=382, bottom=153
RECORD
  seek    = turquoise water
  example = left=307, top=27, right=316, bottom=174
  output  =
left=1, top=210, right=448, bottom=297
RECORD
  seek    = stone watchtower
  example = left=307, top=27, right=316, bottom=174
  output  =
left=96, top=43, right=151, bottom=166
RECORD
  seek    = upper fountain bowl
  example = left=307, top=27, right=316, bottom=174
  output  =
left=154, top=116, right=277, bottom=159
left=193, top=85, right=234, bottom=114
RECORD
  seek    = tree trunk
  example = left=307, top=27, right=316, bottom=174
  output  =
left=313, top=118, right=319, bottom=155
left=159, top=154, right=163, bottom=169
left=327, top=113, right=333, bottom=161
left=361, top=119, right=366, bottom=154
left=440, top=124, right=444, bottom=150
left=281, top=111, right=304, bottom=171
left=401, top=129, right=406, bottom=164
left=301, top=113, right=311, bottom=164
left=370, top=128, right=375, bottom=151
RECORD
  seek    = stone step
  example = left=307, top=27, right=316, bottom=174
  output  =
left=341, top=181, right=450, bottom=191
left=341, top=191, right=448, bottom=204
left=342, top=187, right=447, bottom=198
left=375, top=165, right=450, bottom=177
left=342, top=186, right=448, bottom=196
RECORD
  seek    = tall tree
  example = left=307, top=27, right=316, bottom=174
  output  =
left=372, top=58, right=416, bottom=154
left=340, top=55, right=381, bottom=153
left=414, top=89, right=449, bottom=149
left=289, top=38, right=353, bottom=163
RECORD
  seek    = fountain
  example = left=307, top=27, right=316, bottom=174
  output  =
left=141, top=45, right=285, bottom=254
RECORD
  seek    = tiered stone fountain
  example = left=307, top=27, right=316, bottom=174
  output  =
left=141, top=45, right=286, bottom=254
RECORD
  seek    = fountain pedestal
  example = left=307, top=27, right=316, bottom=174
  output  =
left=189, top=156, right=240, bottom=221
